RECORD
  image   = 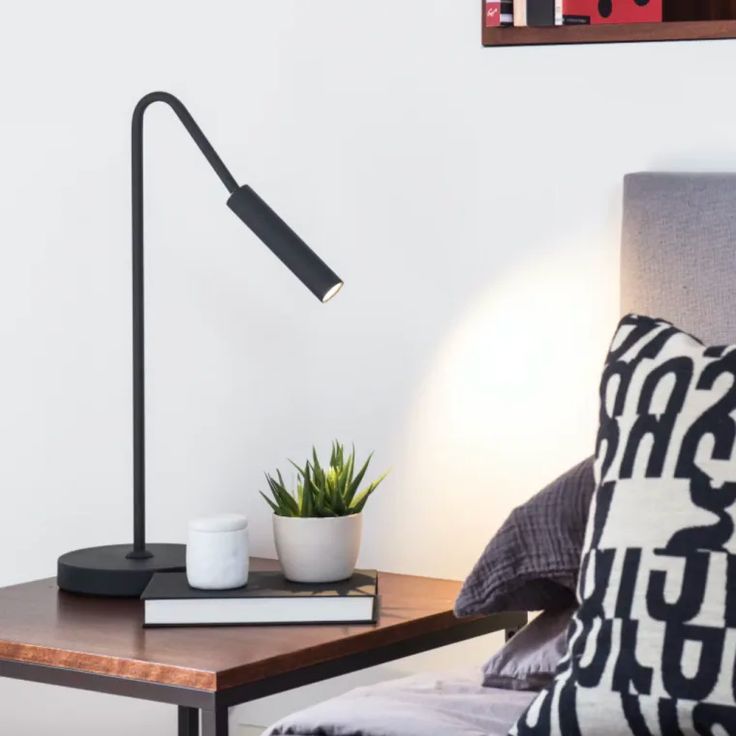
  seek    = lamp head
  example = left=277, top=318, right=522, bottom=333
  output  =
left=227, top=185, right=343, bottom=303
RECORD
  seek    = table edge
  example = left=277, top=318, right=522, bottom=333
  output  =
left=0, top=609, right=527, bottom=692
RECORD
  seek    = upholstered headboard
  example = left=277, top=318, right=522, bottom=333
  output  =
left=621, top=172, right=736, bottom=345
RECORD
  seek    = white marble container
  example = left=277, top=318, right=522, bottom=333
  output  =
left=186, top=513, right=249, bottom=590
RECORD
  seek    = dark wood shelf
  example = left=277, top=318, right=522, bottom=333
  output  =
left=483, top=19, right=736, bottom=46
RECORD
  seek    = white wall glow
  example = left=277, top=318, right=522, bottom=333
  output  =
left=382, top=238, right=618, bottom=578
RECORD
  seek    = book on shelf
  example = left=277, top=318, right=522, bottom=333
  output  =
left=141, top=570, right=379, bottom=627
left=500, top=0, right=662, bottom=27
left=513, top=0, right=527, bottom=26
left=562, top=0, right=662, bottom=24
left=510, top=0, right=563, bottom=27
left=485, top=1, right=513, bottom=27
left=527, top=0, right=560, bottom=26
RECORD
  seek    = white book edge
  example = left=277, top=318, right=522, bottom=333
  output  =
left=145, top=596, right=375, bottom=626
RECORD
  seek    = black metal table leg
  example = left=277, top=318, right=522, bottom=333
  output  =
left=202, top=703, right=228, bottom=736
left=178, top=706, right=199, bottom=735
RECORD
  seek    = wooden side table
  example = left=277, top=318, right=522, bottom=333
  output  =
left=0, top=560, right=526, bottom=735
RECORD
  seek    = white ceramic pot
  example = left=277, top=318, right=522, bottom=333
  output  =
left=186, top=513, right=249, bottom=590
left=273, top=514, right=362, bottom=583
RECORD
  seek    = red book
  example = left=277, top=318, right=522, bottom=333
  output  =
left=485, top=0, right=514, bottom=26
left=564, top=0, right=661, bottom=23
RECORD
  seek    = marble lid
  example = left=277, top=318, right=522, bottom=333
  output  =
left=188, top=513, right=248, bottom=533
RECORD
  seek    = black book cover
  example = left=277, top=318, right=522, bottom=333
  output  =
left=527, top=0, right=555, bottom=25
left=142, top=570, right=378, bottom=601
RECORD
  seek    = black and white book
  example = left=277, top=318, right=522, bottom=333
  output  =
left=141, top=570, right=378, bottom=627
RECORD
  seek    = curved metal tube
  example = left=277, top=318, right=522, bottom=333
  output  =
left=132, top=91, right=238, bottom=195
left=130, top=92, right=239, bottom=558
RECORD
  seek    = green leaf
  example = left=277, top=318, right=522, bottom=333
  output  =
left=346, top=453, right=373, bottom=503
left=265, top=473, right=287, bottom=501
left=259, top=490, right=281, bottom=515
left=302, top=482, right=313, bottom=517
left=289, top=458, right=306, bottom=477
left=296, top=479, right=304, bottom=513
left=349, top=470, right=389, bottom=513
left=302, top=465, right=316, bottom=518
left=332, top=483, right=346, bottom=515
left=312, top=446, right=322, bottom=476
left=337, top=452, right=351, bottom=495
left=270, top=481, right=299, bottom=516
left=332, top=440, right=345, bottom=469
left=261, top=443, right=388, bottom=518
left=276, top=469, right=288, bottom=489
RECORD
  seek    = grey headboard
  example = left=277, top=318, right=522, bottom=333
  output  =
left=621, top=172, right=736, bottom=345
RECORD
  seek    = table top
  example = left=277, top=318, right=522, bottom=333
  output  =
left=0, top=559, right=516, bottom=693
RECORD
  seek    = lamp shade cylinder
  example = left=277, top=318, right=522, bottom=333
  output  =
left=227, top=185, right=343, bottom=302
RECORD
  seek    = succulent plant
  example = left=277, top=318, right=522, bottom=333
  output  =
left=261, top=441, right=388, bottom=517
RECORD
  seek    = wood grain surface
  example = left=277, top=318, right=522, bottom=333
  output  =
left=0, top=559, right=506, bottom=692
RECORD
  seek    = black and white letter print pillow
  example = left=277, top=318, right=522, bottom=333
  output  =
left=511, top=314, right=736, bottom=735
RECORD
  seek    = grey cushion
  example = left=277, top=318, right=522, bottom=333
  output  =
left=454, top=458, right=595, bottom=616
left=483, top=607, right=573, bottom=691
left=621, top=172, right=736, bottom=345
left=264, top=669, right=537, bottom=736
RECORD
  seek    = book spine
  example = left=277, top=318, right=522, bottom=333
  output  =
left=555, top=0, right=563, bottom=25
left=513, top=0, right=527, bottom=27
left=500, top=1, right=513, bottom=25
left=527, top=0, right=556, bottom=26
left=485, top=0, right=514, bottom=27
left=561, top=0, right=661, bottom=24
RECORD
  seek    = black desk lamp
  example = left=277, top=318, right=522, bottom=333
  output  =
left=57, top=91, right=343, bottom=597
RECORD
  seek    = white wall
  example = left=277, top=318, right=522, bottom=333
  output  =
left=2, top=0, right=736, bottom=732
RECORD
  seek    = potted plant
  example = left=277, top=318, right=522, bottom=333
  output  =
left=261, top=442, right=388, bottom=583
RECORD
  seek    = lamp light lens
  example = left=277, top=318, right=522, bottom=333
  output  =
left=321, top=281, right=344, bottom=303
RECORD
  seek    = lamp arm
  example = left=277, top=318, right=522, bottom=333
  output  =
left=132, top=91, right=238, bottom=195
left=129, top=91, right=239, bottom=559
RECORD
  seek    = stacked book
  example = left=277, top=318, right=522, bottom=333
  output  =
left=484, top=0, right=662, bottom=27
left=141, top=570, right=379, bottom=627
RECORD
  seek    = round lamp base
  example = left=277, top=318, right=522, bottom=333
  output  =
left=57, top=543, right=186, bottom=597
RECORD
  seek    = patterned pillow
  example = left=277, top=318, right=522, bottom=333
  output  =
left=511, top=314, right=736, bottom=735
left=455, top=458, right=595, bottom=616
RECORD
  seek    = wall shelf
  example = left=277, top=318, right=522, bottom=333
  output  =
left=482, top=19, right=736, bottom=46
